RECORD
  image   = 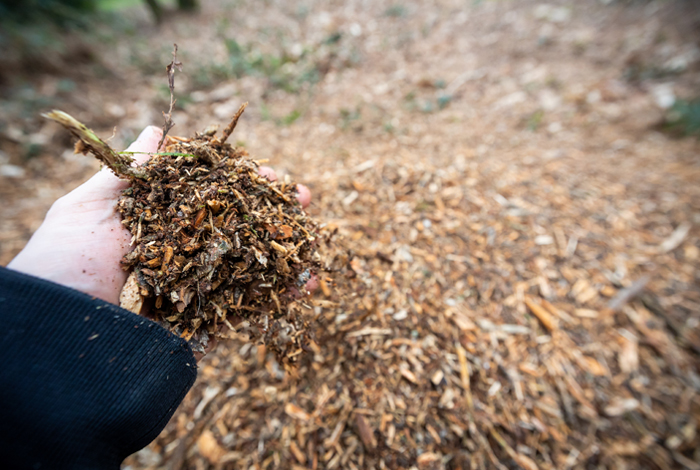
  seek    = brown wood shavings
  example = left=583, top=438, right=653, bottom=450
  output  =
left=116, top=128, right=322, bottom=355
left=48, top=110, right=324, bottom=358
left=11, top=1, right=699, bottom=469
left=143, top=153, right=700, bottom=470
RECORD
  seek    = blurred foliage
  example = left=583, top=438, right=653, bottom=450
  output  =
left=177, top=0, right=196, bottom=10
left=191, top=31, right=351, bottom=96
left=0, top=0, right=97, bottom=24
left=403, top=89, right=453, bottom=114
left=0, top=0, right=149, bottom=91
left=624, top=63, right=683, bottom=83
left=97, top=0, right=144, bottom=9
left=384, top=4, right=407, bottom=17
left=664, top=99, right=700, bottom=137
left=0, top=0, right=185, bottom=25
left=223, top=38, right=321, bottom=93
left=281, top=109, right=302, bottom=126
left=525, top=109, right=544, bottom=131
left=339, top=107, right=362, bottom=130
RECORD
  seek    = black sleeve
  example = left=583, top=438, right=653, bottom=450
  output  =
left=0, top=267, right=197, bottom=470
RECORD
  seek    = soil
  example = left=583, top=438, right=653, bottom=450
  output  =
left=1, top=1, right=699, bottom=469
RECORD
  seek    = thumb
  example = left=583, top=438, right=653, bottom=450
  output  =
left=67, top=126, right=163, bottom=200
left=124, top=126, right=163, bottom=165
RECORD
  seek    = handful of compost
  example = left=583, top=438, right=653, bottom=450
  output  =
left=45, top=106, right=320, bottom=357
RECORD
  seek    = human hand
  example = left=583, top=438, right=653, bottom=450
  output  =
left=8, top=126, right=314, bottom=305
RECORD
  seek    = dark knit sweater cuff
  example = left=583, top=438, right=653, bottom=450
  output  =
left=0, top=266, right=197, bottom=470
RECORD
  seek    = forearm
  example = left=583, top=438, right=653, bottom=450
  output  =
left=0, top=267, right=197, bottom=470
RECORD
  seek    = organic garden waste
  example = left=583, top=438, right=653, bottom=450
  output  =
left=44, top=47, right=323, bottom=356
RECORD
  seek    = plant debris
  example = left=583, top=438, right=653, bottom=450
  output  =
left=7, top=2, right=698, bottom=469
left=158, top=44, right=183, bottom=150
left=44, top=45, right=326, bottom=357
left=44, top=106, right=323, bottom=356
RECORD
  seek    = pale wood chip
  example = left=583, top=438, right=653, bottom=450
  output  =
left=525, top=296, right=558, bottom=331
left=119, top=271, right=144, bottom=314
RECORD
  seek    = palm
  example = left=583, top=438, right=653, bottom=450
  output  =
left=8, top=127, right=162, bottom=304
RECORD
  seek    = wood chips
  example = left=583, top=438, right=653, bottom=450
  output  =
left=134, top=152, right=700, bottom=469
left=0, top=1, right=698, bottom=469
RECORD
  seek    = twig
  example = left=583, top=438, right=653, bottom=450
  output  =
left=158, top=44, right=183, bottom=151
left=455, top=343, right=474, bottom=410
left=658, top=222, right=691, bottom=253
left=119, top=151, right=198, bottom=158
left=525, top=296, right=558, bottom=331
left=43, top=110, right=145, bottom=179
left=608, top=275, right=651, bottom=311
left=473, top=424, right=508, bottom=470
left=220, top=102, right=248, bottom=145
left=641, top=293, right=700, bottom=355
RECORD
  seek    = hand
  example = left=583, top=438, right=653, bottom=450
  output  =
left=8, top=126, right=314, bottom=305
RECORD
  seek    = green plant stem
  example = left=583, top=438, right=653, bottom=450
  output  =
left=43, top=110, right=145, bottom=179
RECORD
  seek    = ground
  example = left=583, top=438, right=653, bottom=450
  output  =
left=1, top=0, right=699, bottom=469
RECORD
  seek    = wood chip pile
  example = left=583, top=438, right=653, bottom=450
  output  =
left=117, top=1, right=699, bottom=469
left=133, top=146, right=700, bottom=469
left=0, top=0, right=697, bottom=469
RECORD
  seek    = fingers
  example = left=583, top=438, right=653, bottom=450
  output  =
left=285, top=273, right=319, bottom=300
left=258, top=166, right=311, bottom=209
left=305, top=273, right=319, bottom=292
left=296, top=184, right=311, bottom=208
left=66, top=126, right=163, bottom=199
left=258, top=166, right=278, bottom=182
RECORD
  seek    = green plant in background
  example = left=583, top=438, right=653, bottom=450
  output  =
left=257, top=105, right=303, bottom=127
left=402, top=81, right=454, bottom=114
left=0, top=0, right=96, bottom=14
left=437, top=94, right=452, bottom=110
left=385, top=4, right=407, bottom=17
left=260, top=102, right=272, bottom=122
left=525, top=109, right=544, bottom=131
left=224, top=38, right=254, bottom=78
left=323, top=32, right=342, bottom=45
left=664, top=99, right=700, bottom=137
left=281, top=109, right=301, bottom=126
left=97, top=0, right=144, bottom=10
left=339, top=107, right=362, bottom=130
left=218, top=35, right=335, bottom=95
left=0, top=0, right=97, bottom=25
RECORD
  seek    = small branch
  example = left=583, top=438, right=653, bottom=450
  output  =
left=220, top=102, right=248, bottom=145
left=607, top=275, right=650, bottom=312
left=43, top=110, right=144, bottom=179
left=158, top=43, right=183, bottom=151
